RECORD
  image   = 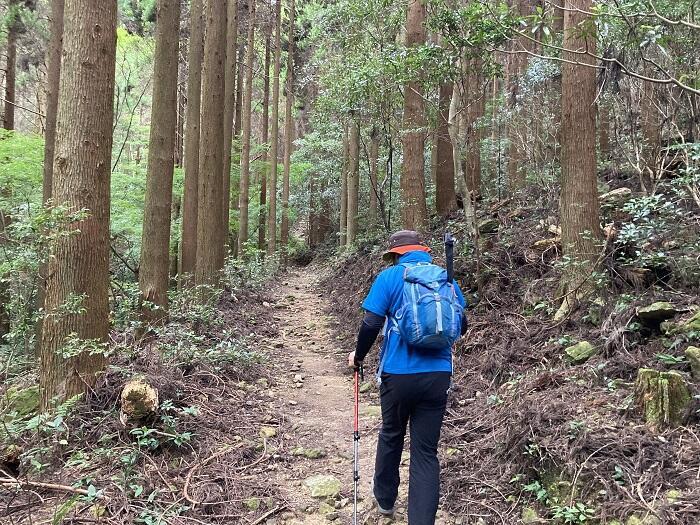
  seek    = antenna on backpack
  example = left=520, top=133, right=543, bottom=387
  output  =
left=444, top=232, right=455, bottom=283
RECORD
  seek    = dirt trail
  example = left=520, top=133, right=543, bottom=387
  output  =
left=260, top=266, right=455, bottom=525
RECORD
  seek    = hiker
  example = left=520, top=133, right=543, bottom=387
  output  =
left=348, top=230, right=468, bottom=525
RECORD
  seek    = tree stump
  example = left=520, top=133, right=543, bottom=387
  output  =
left=635, top=369, right=691, bottom=428
left=119, top=380, right=159, bottom=425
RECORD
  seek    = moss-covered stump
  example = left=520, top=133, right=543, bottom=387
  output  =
left=635, top=369, right=691, bottom=428
left=685, top=346, right=700, bottom=379
left=119, top=380, right=159, bottom=423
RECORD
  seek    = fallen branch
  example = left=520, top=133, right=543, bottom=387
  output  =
left=0, top=477, right=103, bottom=498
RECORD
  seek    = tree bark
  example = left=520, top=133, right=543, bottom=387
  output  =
left=368, top=126, right=379, bottom=226
left=195, top=0, right=226, bottom=285
left=465, top=62, right=485, bottom=196
left=346, top=118, right=360, bottom=245
left=267, top=0, right=282, bottom=256
left=557, top=0, right=601, bottom=317
left=42, top=0, right=65, bottom=202
left=506, top=0, right=539, bottom=190
left=400, top=0, right=428, bottom=230
left=435, top=82, right=457, bottom=216
left=222, top=0, right=239, bottom=261
left=3, top=1, right=19, bottom=130
left=195, top=0, right=227, bottom=286
left=180, top=0, right=204, bottom=284
left=39, top=0, right=117, bottom=409
left=258, top=36, right=271, bottom=251
left=339, top=123, right=348, bottom=246
left=237, top=0, right=256, bottom=255
left=279, top=0, right=295, bottom=250
left=139, top=0, right=181, bottom=323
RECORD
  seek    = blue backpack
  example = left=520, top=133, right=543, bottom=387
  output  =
left=389, top=263, right=463, bottom=350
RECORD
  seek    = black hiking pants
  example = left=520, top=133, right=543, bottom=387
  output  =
left=373, top=371, right=451, bottom=525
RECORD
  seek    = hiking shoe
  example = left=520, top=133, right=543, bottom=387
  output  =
left=374, top=497, right=395, bottom=517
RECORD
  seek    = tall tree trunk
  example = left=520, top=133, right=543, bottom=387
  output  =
left=368, top=126, right=379, bottom=226
left=465, top=62, right=485, bottom=195
left=170, top=195, right=181, bottom=277
left=556, top=0, right=601, bottom=319
left=279, top=0, right=295, bottom=250
left=3, top=1, right=19, bottom=130
left=42, top=0, right=64, bottom=202
left=39, top=0, right=117, bottom=409
left=506, top=0, right=539, bottom=190
left=195, top=0, right=227, bottom=286
left=435, top=82, right=457, bottom=216
left=36, top=0, right=65, bottom=352
left=175, top=84, right=185, bottom=168
left=346, top=118, right=360, bottom=245
left=237, top=0, right=256, bottom=255
left=230, top=44, right=245, bottom=258
left=339, top=123, right=348, bottom=246
left=139, top=0, right=181, bottom=323
left=448, top=84, right=468, bottom=203
left=267, top=0, right=282, bottom=256
left=641, top=80, right=662, bottom=188
left=258, top=36, right=271, bottom=251
left=222, top=0, right=239, bottom=261
left=180, top=0, right=204, bottom=284
left=401, top=0, right=428, bottom=230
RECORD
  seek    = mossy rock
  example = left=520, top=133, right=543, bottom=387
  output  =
left=1, top=385, right=39, bottom=419
left=478, top=218, right=499, bottom=234
left=304, top=475, right=341, bottom=499
left=636, top=302, right=678, bottom=323
left=661, top=309, right=700, bottom=336
left=635, top=369, right=691, bottom=428
left=600, top=187, right=633, bottom=203
left=685, top=346, right=700, bottom=379
left=521, top=506, right=542, bottom=524
left=564, top=341, right=597, bottom=364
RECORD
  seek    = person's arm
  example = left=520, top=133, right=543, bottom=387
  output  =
left=354, top=311, right=385, bottom=365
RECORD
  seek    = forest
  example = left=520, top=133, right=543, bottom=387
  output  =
left=0, top=0, right=699, bottom=523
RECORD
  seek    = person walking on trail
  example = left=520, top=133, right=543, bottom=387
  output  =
left=348, top=230, right=468, bottom=525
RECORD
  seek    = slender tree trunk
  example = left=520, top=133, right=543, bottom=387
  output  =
left=259, top=36, right=271, bottom=251
left=39, top=0, right=117, bottom=409
left=506, top=0, right=539, bottom=190
left=599, top=103, right=610, bottom=160
left=556, top=0, right=601, bottom=318
left=448, top=84, right=468, bottom=203
left=436, top=82, right=457, bottom=216
left=180, top=0, right=204, bottom=284
left=195, top=0, right=227, bottom=286
left=641, top=79, right=662, bottom=186
left=36, top=0, right=65, bottom=352
left=175, top=85, right=185, bottom=167
left=465, top=62, right=485, bottom=195
left=368, top=126, right=379, bottom=226
left=347, top=118, right=360, bottom=245
left=222, top=0, right=239, bottom=261
left=170, top=195, right=181, bottom=277
left=237, top=0, right=256, bottom=255
left=42, top=0, right=64, bottom=202
left=279, top=0, right=295, bottom=250
left=339, top=123, right=348, bottom=246
left=230, top=44, right=245, bottom=258
left=401, top=0, right=428, bottom=230
left=3, top=1, right=19, bottom=130
left=267, top=0, right=282, bottom=256
left=139, top=0, right=181, bottom=323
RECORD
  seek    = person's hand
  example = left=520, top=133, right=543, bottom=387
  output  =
left=348, top=351, right=359, bottom=369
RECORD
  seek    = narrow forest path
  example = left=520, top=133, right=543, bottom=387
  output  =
left=257, top=266, right=456, bottom=525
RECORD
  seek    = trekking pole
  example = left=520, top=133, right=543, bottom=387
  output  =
left=353, top=363, right=364, bottom=525
left=445, top=232, right=455, bottom=282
